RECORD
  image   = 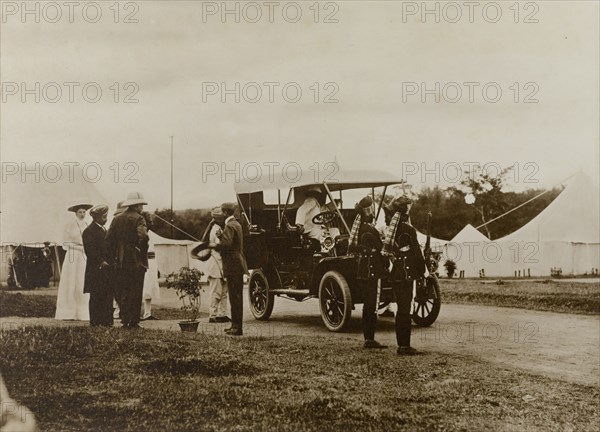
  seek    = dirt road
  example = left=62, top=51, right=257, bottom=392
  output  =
left=2, top=286, right=598, bottom=386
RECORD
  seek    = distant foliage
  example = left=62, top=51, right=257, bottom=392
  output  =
left=410, top=186, right=562, bottom=241
left=152, top=208, right=212, bottom=241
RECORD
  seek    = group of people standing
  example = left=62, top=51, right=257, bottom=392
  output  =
left=53, top=188, right=423, bottom=350
left=54, top=192, right=158, bottom=328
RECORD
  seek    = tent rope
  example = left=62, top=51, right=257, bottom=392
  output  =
left=474, top=172, right=577, bottom=230
left=152, top=213, right=202, bottom=242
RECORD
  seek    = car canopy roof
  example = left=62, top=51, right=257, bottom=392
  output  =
left=234, top=169, right=404, bottom=194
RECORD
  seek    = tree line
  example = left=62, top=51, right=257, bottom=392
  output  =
left=151, top=168, right=563, bottom=242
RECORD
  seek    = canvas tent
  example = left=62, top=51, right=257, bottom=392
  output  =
left=149, top=231, right=207, bottom=278
left=447, top=171, right=600, bottom=277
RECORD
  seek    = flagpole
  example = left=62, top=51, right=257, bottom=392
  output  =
left=170, top=135, right=174, bottom=238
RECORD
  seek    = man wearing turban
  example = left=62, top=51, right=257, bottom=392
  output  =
left=206, top=206, right=230, bottom=323
left=83, top=204, right=113, bottom=326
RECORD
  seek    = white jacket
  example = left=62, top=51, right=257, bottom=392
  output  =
left=205, top=224, right=224, bottom=278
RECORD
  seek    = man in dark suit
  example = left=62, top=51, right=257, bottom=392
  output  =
left=382, top=196, right=426, bottom=355
left=106, top=192, right=149, bottom=329
left=83, top=205, right=113, bottom=326
left=212, top=202, right=248, bottom=336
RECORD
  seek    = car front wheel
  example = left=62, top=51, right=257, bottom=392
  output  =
left=412, top=275, right=441, bottom=327
left=319, top=271, right=352, bottom=332
left=248, top=269, right=275, bottom=320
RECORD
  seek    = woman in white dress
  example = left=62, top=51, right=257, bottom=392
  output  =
left=141, top=213, right=160, bottom=320
left=55, top=201, right=92, bottom=320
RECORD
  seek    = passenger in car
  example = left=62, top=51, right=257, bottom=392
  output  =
left=294, top=185, right=326, bottom=242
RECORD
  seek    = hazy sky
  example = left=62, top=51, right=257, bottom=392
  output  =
left=1, top=0, right=598, bottom=210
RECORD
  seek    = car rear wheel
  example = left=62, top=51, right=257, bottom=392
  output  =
left=248, top=269, right=274, bottom=320
left=412, top=275, right=441, bottom=327
left=319, top=271, right=352, bottom=332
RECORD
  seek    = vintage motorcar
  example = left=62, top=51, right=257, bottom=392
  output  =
left=235, top=169, right=441, bottom=332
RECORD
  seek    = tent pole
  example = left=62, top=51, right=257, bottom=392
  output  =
left=53, top=244, right=62, bottom=280
left=8, top=245, right=20, bottom=288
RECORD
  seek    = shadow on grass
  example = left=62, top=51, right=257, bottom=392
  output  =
left=1, top=326, right=599, bottom=432
left=141, top=356, right=258, bottom=377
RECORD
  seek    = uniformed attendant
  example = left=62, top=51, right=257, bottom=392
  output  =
left=382, top=196, right=426, bottom=355
left=349, top=196, right=389, bottom=349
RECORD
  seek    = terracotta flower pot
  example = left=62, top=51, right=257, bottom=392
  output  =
left=178, top=321, right=200, bottom=332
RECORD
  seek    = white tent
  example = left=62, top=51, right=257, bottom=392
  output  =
left=149, top=231, right=198, bottom=276
left=502, top=171, right=600, bottom=244
left=415, top=230, right=447, bottom=252
left=450, top=224, right=489, bottom=243
left=447, top=171, right=600, bottom=277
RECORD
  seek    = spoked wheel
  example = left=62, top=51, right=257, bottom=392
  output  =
left=248, top=269, right=274, bottom=320
left=412, top=275, right=441, bottom=327
left=319, top=271, right=352, bottom=332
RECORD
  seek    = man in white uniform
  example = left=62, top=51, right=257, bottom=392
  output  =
left=295, top=185, right=325, bottom=241
left=207, top=207, right=230, bottom=323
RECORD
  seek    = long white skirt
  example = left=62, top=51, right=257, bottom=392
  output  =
left=143, top=258, right=160, bottom=301
left=55, top=248, right=90, bottom=320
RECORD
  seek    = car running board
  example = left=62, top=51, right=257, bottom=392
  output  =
left=270, top=288, right=311, bottom=296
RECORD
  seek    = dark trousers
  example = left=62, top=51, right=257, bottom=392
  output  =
left=392, top=279, right=414, bottom=347
left=227, top=273, right=244, bottom=332
left=116, top=267, right=146, bottom=326
left=89, top=280, right=114, bottom=327
left=113, top=284, right=123, bottom=317
left=361, top=279, right=378, bottom=340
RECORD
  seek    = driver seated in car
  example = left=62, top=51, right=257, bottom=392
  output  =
left=294, top=185, right=326, bottom=244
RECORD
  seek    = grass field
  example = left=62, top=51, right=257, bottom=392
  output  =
left=440, top=279, right=600, bottom=315
left=2, top=279, right=598, bottom=319
left=0, top=326, right=598, bottom=432
left=0, top=292, right=56, bottom=318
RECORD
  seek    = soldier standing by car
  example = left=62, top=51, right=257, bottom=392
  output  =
left=349, top=196, right=389, bottom=349
left=382, top=196, right=426, bottom=355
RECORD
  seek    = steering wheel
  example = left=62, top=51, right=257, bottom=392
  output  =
left=312, top=211, right=338, bottom=225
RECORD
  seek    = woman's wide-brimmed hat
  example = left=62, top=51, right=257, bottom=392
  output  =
left=67, top=199, right=93, bottom=213
left=190, top=241, right=212, bottom=262
left=122, top=192, right=147, bottom=207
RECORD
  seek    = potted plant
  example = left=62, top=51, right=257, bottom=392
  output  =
left=165, top=266, right=205, bottom=332
left=444, top=259, right=457, bottom=278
